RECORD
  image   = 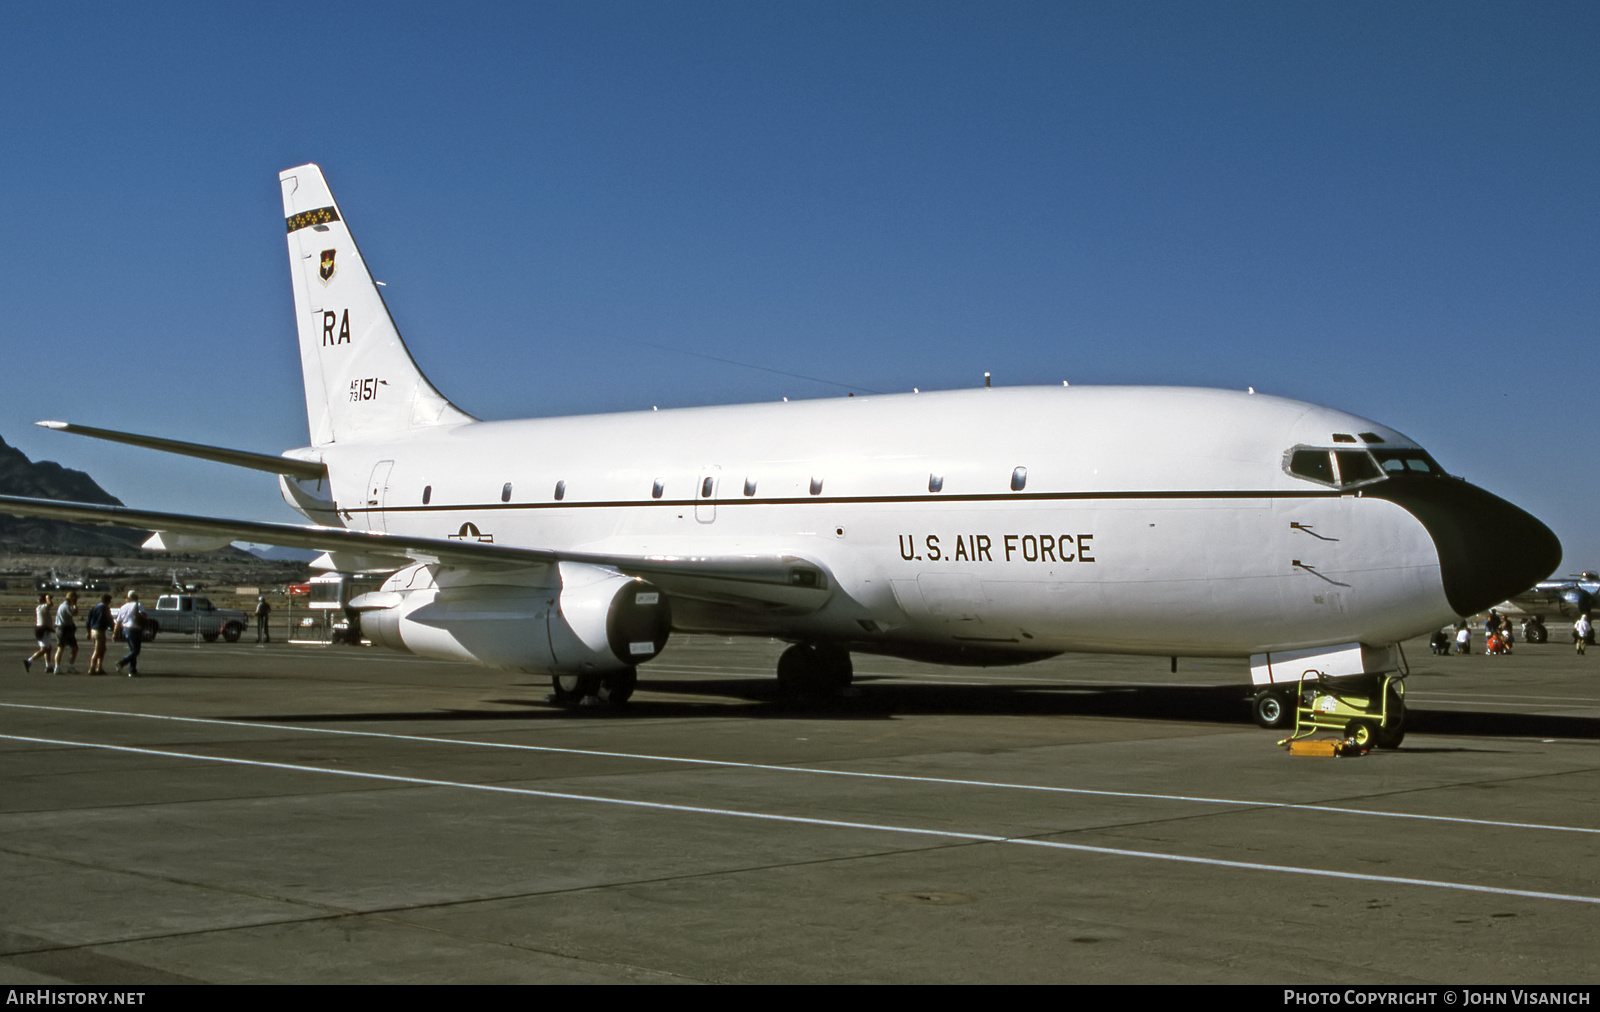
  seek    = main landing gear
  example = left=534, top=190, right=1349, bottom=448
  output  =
left=1522, top=616, right=1548, bottom=644
left=547, top=668, right=638, bottom=708
left=776, top=642, right=853, bottom=700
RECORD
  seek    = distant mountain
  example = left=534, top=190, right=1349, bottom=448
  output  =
left=0, top=433, right=145, bottom=553
left=239, top=544, right=322, bottom=563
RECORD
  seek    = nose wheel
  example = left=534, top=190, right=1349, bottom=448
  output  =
left=1251, top=688, right=1296, bottom=730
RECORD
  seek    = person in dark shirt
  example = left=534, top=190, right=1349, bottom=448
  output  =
left=254, top=595, right=273, bottom=643
left=86, top=594, right=114, bottom=675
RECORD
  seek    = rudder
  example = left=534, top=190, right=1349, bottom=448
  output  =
left=280, top=164, right=473, bottom=446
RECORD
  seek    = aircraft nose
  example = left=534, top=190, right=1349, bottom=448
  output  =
left=1367, top=477, right=1562, bottom=617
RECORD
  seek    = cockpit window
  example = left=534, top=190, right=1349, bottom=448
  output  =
left=1289, top=449, right=1334, bottom=484
left=1333, top=450, right=1382, bottom=485
left=1371, top=448, right=1445, bottom=476
left=1286, top=446, right=1388, bottom=489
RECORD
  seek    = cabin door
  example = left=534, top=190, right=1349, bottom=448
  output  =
left=365, top=460, right=395, bottom=532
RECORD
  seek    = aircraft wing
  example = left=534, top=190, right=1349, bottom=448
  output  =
left=0, top=495, right=831, bottom=612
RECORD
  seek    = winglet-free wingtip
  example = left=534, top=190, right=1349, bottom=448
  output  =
left=35, top=420, right=67, bottom=430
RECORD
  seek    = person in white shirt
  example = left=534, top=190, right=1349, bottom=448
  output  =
left=52, top=591, right=79, bottom=674
left=25, top=593, right=54, bottom=673
left=114, top=591, right=148, bottom=676
left=1577, top=615, right=1593, bottom=656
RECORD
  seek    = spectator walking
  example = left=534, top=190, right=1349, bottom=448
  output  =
left=25, top=593, right=54, bottom=673
left=1577, top=615, right=1593, bottom=656
left=114, top=592, right=148, bottom=676
left=53, top=591, right=79, bottom=674
left=85, top=594, right=113, bottom=675
left=254, top=595, right=272, bottom=643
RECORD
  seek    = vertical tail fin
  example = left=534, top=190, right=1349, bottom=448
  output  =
left=279, top=164, right=473, bottom=446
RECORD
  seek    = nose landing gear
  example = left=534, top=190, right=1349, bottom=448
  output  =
left=1251, top=687, right=1297, bottom=731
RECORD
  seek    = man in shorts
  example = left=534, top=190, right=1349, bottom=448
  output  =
left=52, top=591, right=80, bottom=674
left=25, top=593, right=54, bottom=673
left=86, top=593, right=114, bottom=675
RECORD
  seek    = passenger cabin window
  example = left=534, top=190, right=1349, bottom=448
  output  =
left=501, top=482, right=512, bottom=503
left=1011, top=467, right=1027, bottom=492
left=743, top=478, right=756, bottom=497
left=701, top=477, right=715, bottom=498
left=554, top=480, right=566, bottom=501
left=928, top=474, right=944, bottom=493
left=422, top=485, right=432, bottom=505
left=809, top=477, right=823, bottom=495
left=651, top=479, right=664, bottom=499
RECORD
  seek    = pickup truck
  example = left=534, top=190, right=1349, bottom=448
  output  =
left=150, top=595, right=249, bottom=642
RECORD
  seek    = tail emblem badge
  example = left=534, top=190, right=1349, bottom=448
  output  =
left=319, top=249, right=337, bottom=284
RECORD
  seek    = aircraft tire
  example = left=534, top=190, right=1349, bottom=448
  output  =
left=598, top=668, right=637, bottom=706
left=1374, top=686, right=1406, bottom=749
left=550, top=672, right=601, bottom=705
left=1374, top=724, right=1406, bottom=749
left=777, top=642, right=853, bottom=699
left=1251, top=689, right=1295, bottom=730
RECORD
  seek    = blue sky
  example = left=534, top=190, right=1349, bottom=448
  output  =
left=2, top=2, right=1595, bottom=566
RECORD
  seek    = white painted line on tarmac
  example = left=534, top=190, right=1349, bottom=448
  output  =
left=4, top=732, right=1598, bottom=907
left=6, top=702, right=1599, bottom=836
left=1406, top=700, right=1600, bottom=713
left=1408, top=691, right=1600, bottom=703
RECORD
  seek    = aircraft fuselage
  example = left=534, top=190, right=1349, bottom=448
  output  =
left=291, top=383, right=1553, bottom=663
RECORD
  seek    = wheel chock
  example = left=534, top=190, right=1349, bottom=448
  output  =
left=1285, top=736, right=1368, bottom=758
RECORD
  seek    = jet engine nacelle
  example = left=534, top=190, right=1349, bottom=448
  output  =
left=1559, top=588, right=1595, bottom=613
left=361, top=562, right=671, bottom=674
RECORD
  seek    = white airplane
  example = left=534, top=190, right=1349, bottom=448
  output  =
left=2, top=164, right=1562, bottom=736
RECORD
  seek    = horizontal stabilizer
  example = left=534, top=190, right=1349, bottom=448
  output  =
left=36, top=421, right=326, bottom=482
